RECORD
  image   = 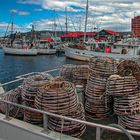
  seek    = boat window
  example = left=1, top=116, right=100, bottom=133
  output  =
left=121, top=48, right=127, bottom=54
left=113, top=46, right=117, bottom=49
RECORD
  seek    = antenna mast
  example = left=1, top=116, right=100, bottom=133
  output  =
left=65, top=7, right=68, bottom=33
left=83, top=0, right=89, bottom=42
left=54, top=10, right=57, bottom=38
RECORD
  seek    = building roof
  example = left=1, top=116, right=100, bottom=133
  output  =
left=100, top=30, right=120, bottom=36
left=61, top=32, right=97, bottom=38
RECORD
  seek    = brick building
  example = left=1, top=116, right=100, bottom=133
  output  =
left=132, top=16, right=140, bottom=38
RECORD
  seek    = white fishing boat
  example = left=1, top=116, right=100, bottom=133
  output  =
left=3, top=17, right=38, bottom=56
left=3, top=47, right=37, bottom=56
left=65, top=41, right=140, bottom=61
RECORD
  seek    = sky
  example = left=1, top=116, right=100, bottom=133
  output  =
left=0, top=0, right=140, bottom=36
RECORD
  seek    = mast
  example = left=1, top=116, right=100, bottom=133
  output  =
left=31, top=25, right=35, bottom=43
left=11, top=12, right=14, bottom=35
left=54, top=10, right=57, bottom=38
left=83, top=0, right=89, bottom=42
left=65, top=7, right=68, bottom=33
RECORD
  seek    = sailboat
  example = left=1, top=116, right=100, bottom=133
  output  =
left=36, top=11, right=57, bottom=55
left=3, top=16, right=37, bottom=56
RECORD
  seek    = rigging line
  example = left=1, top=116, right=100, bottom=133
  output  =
left=3, top=14, right=14, bottom=44
left=55, top=13, right=65, bottom=35
left=68, top=15, right=77, bottom=31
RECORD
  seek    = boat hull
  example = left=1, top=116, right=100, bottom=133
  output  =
left=3, top=47, right=37, bottom=56
left=65, top=46, right=139, bottom=61
left=37, top=49, right=56, bottom=55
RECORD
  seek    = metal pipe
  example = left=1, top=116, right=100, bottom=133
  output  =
left=96, top=127, right=101, bottom=140
left=16, top=68, right=59, bottom=79
left=0, top=78, right=24, bottom=87
left=43, top=114, right=49, bottom=133
left=103, top=124, right=135, bottom=140
left=1, top=99, right=140, bottom=137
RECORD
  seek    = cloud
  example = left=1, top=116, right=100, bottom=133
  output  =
left=8, top=0, right=140, bottom=32
left=10, top=9, right=30, bottom=16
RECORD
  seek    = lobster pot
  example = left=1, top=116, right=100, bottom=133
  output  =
left=22, top=74, right=50, bottom=107
left=85, top=57, right=117, bottom=119
left=35, top=80, right=86, bottom=137
left=59, top=64, right=78, bottom=82
left=114, top=91, right=140, bottom=116
left=60, top=64, right=88, bottom=82
left=35, top=81, right=79, bottom=114
left=117, top=59, right=140, bottom=90
left=85, top=73, right=112, bottom=119
left=107, top=75, right=138, bottom=96
left=118, top=115, right=140, bottom=131
left=48, top=103, right=86, bottom=138
left=24, top=110, right=43, bottom=125
left=89, top=56, right=117, bottom=77
left=0, top=87, right=23, bottom=119
left=21, top=74, right=49, bottom=125
left=73, top=66, right=89, bottom=89
left=117, top=59, right=140, bottom=77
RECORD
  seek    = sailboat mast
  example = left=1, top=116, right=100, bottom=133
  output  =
left=11, top=14, right=14, bottom=34
left=83, top=0, right=89, bottom=42
left=31, top=25, right=35, bottom=43
left=54, top=10, right=57, bottom=38
left=65, top=7, right=68, bottom=33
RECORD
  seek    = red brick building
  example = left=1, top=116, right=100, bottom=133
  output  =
left=132, top=16, right=140, bottom=38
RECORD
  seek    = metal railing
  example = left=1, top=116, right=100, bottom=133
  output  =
left=0, top=68, right=140, bottom=140
left=0, top=99, right=139, bottom=140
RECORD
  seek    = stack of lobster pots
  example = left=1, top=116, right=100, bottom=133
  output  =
left=85, top=56, right=117, bottom=119
left=60, top=64, right=89, bottom=85
left=107, top=59, right=140, bottom=131
left=21, top=74, right=49, bottom=125
left=0, top=87, right=23, bottom=119
left=35, top=80, right=86, bottom=137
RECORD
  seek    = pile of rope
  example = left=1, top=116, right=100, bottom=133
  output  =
left=85, top=56, right=117, bottom=119
left=35, top=80, right=86, bottom=137
left=0, top=87, right=23, bottom=119
left=21, top=74, right=50, bottom=125
left=68, top=44, right=86, bottom=50
left=118, top=115, right=140, bottom=130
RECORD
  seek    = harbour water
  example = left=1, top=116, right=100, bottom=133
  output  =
left=0, top=49, right=83, bottom=89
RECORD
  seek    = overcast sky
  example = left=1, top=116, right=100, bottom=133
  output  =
left=0, top=0, right=140, bottom=36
